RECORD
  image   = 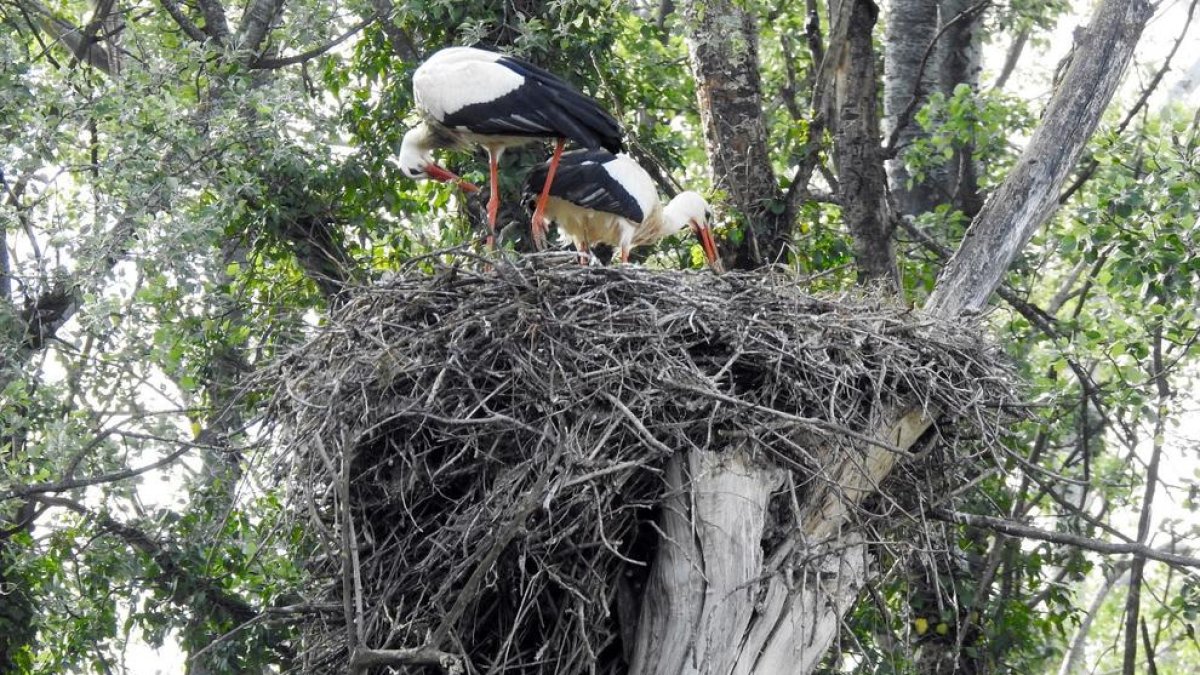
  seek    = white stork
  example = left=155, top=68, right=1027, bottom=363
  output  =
left=398, top=46, right=623, bottom=248
left=524, top=149, right=724, bottom=272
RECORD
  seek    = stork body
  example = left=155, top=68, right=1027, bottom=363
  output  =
left=399, top=47, right=622, bottom=247
left=524, top=149, right=724, bottom=271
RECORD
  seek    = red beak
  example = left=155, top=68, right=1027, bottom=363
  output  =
left=693, top=223, right=725, bottom=273
left=423, top=163, right=479, bottom=193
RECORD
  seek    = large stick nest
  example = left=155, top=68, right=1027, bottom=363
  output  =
left=268, top=253, right=1016, bottom=674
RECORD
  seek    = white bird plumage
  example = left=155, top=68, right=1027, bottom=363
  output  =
left=525, top=150, right=723, bottom=271
left=399, top=47, right=622, bottom=247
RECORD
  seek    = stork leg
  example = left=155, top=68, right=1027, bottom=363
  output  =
left=577, top=240, right=590, bottom=266
left=485, top=149, right=502, bottom=248
left=530, top=138, right=566, bottom=251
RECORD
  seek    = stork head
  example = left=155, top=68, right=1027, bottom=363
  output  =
left=398, top=125, right=479, bottom=192
left=664, top=191, right=724, bottom=273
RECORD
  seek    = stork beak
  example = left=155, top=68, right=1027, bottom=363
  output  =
left=693, top=221, right=725, bottom=273
left=423, top=163, right=480, bottom=193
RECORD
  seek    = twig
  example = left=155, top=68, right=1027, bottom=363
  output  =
left=1058, top=0, right=1199, bottom=205
left=251, top=15, right=376, bottom=69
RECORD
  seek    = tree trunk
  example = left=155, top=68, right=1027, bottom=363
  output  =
left=631, top=410, right=930, bottom=674
left=883, top=0, right=984, bottom=218
left=682, top=0, right=787, bottom=268
left=830, top=0, right=900, bottom=291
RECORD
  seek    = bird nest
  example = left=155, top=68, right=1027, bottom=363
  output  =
left=267, top=252, right=1017, bottom=674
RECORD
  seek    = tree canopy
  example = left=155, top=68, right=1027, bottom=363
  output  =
left=1, top=0, right=1198, bottom=673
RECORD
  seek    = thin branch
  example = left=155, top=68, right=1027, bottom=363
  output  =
left=1058, top=0, right=1199, bottom=205
left=157, top=0, right=207, bottom=43
left=1122, top=324, right=1170, bottom=674
left=1141, top=617, right=1160, bottom=675
left=931, top=510, right=1200, bottom=568
left=0, top=433, right=205, bottom=501
left=781, top=0, right=830, bottom=219
left=665, top=381, right=904, bottom=453
left=1057, top=561, right=1130, bottom=675
left=349, top=647, right=465, bottom=672
left=251, top=15, right=375, bottom=69
left=34, top=495, right=264, bottom=624
left=991, top=28, right=1029, bottom=91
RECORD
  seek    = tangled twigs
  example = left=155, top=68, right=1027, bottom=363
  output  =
left=265, top=253, right=1015, bottom=674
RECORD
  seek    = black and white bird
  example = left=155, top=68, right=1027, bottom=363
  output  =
left=524, top=149, right=724, bottom=271
left=398, top=46, right=623, bottom=247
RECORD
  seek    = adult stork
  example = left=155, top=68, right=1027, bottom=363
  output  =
left=524, top=149, right=724, bottom=272
left=398, top=46, right=623, bottom=248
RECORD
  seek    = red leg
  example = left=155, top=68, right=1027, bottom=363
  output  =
left=620, top=246, right=631, bottom=264
left=531, top=138, right=565, bottom=251
left=578, top=240, right=590, bottom=266
left=485, top=151, right=500, bottom=248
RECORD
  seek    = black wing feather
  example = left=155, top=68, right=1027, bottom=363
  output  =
left=524, top=149, right=643, bottom=223
left=443, top=56, right=622, bottom=153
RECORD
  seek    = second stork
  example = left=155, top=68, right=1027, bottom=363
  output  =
left=524, top=149, right=724, bottom=272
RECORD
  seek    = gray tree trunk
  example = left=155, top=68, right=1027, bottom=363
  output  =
left=682, top=0, right=788, bottom=267
left=925, top=0, right=1152, bottom=318
left=883, top=0, right=984, bottom=217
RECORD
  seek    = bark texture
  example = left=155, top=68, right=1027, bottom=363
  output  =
left=883, top=0, right=984, bottom=217
left=682, top=0, right=788, bottom=268
left=925, top=0, right=1153, bottom=318
left=631, top=412, right=930, bottom=675
left=831, top=0, right=900, bottom=291
left=630, top=451, right=784, bottom=675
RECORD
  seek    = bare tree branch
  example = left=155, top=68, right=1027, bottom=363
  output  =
left=931, top=510, right=1200, bottom=569
left=251, top=15, right=375, bottom=69
left=158, top=0, right=208, bottom=43
left=1121, top=325, right=1171, bottom=674
left=991, top=28, right=1028, bottom=91
left=16, top=0, right=118, bottom=74
left=349, top=647, right=465, bottom=673
left=0, top=432, right=211, bottom=501
left=34, top=495, right=260, bottom=623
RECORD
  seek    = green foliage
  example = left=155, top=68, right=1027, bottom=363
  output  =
left=905, top=85, right=1035, bottom=191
